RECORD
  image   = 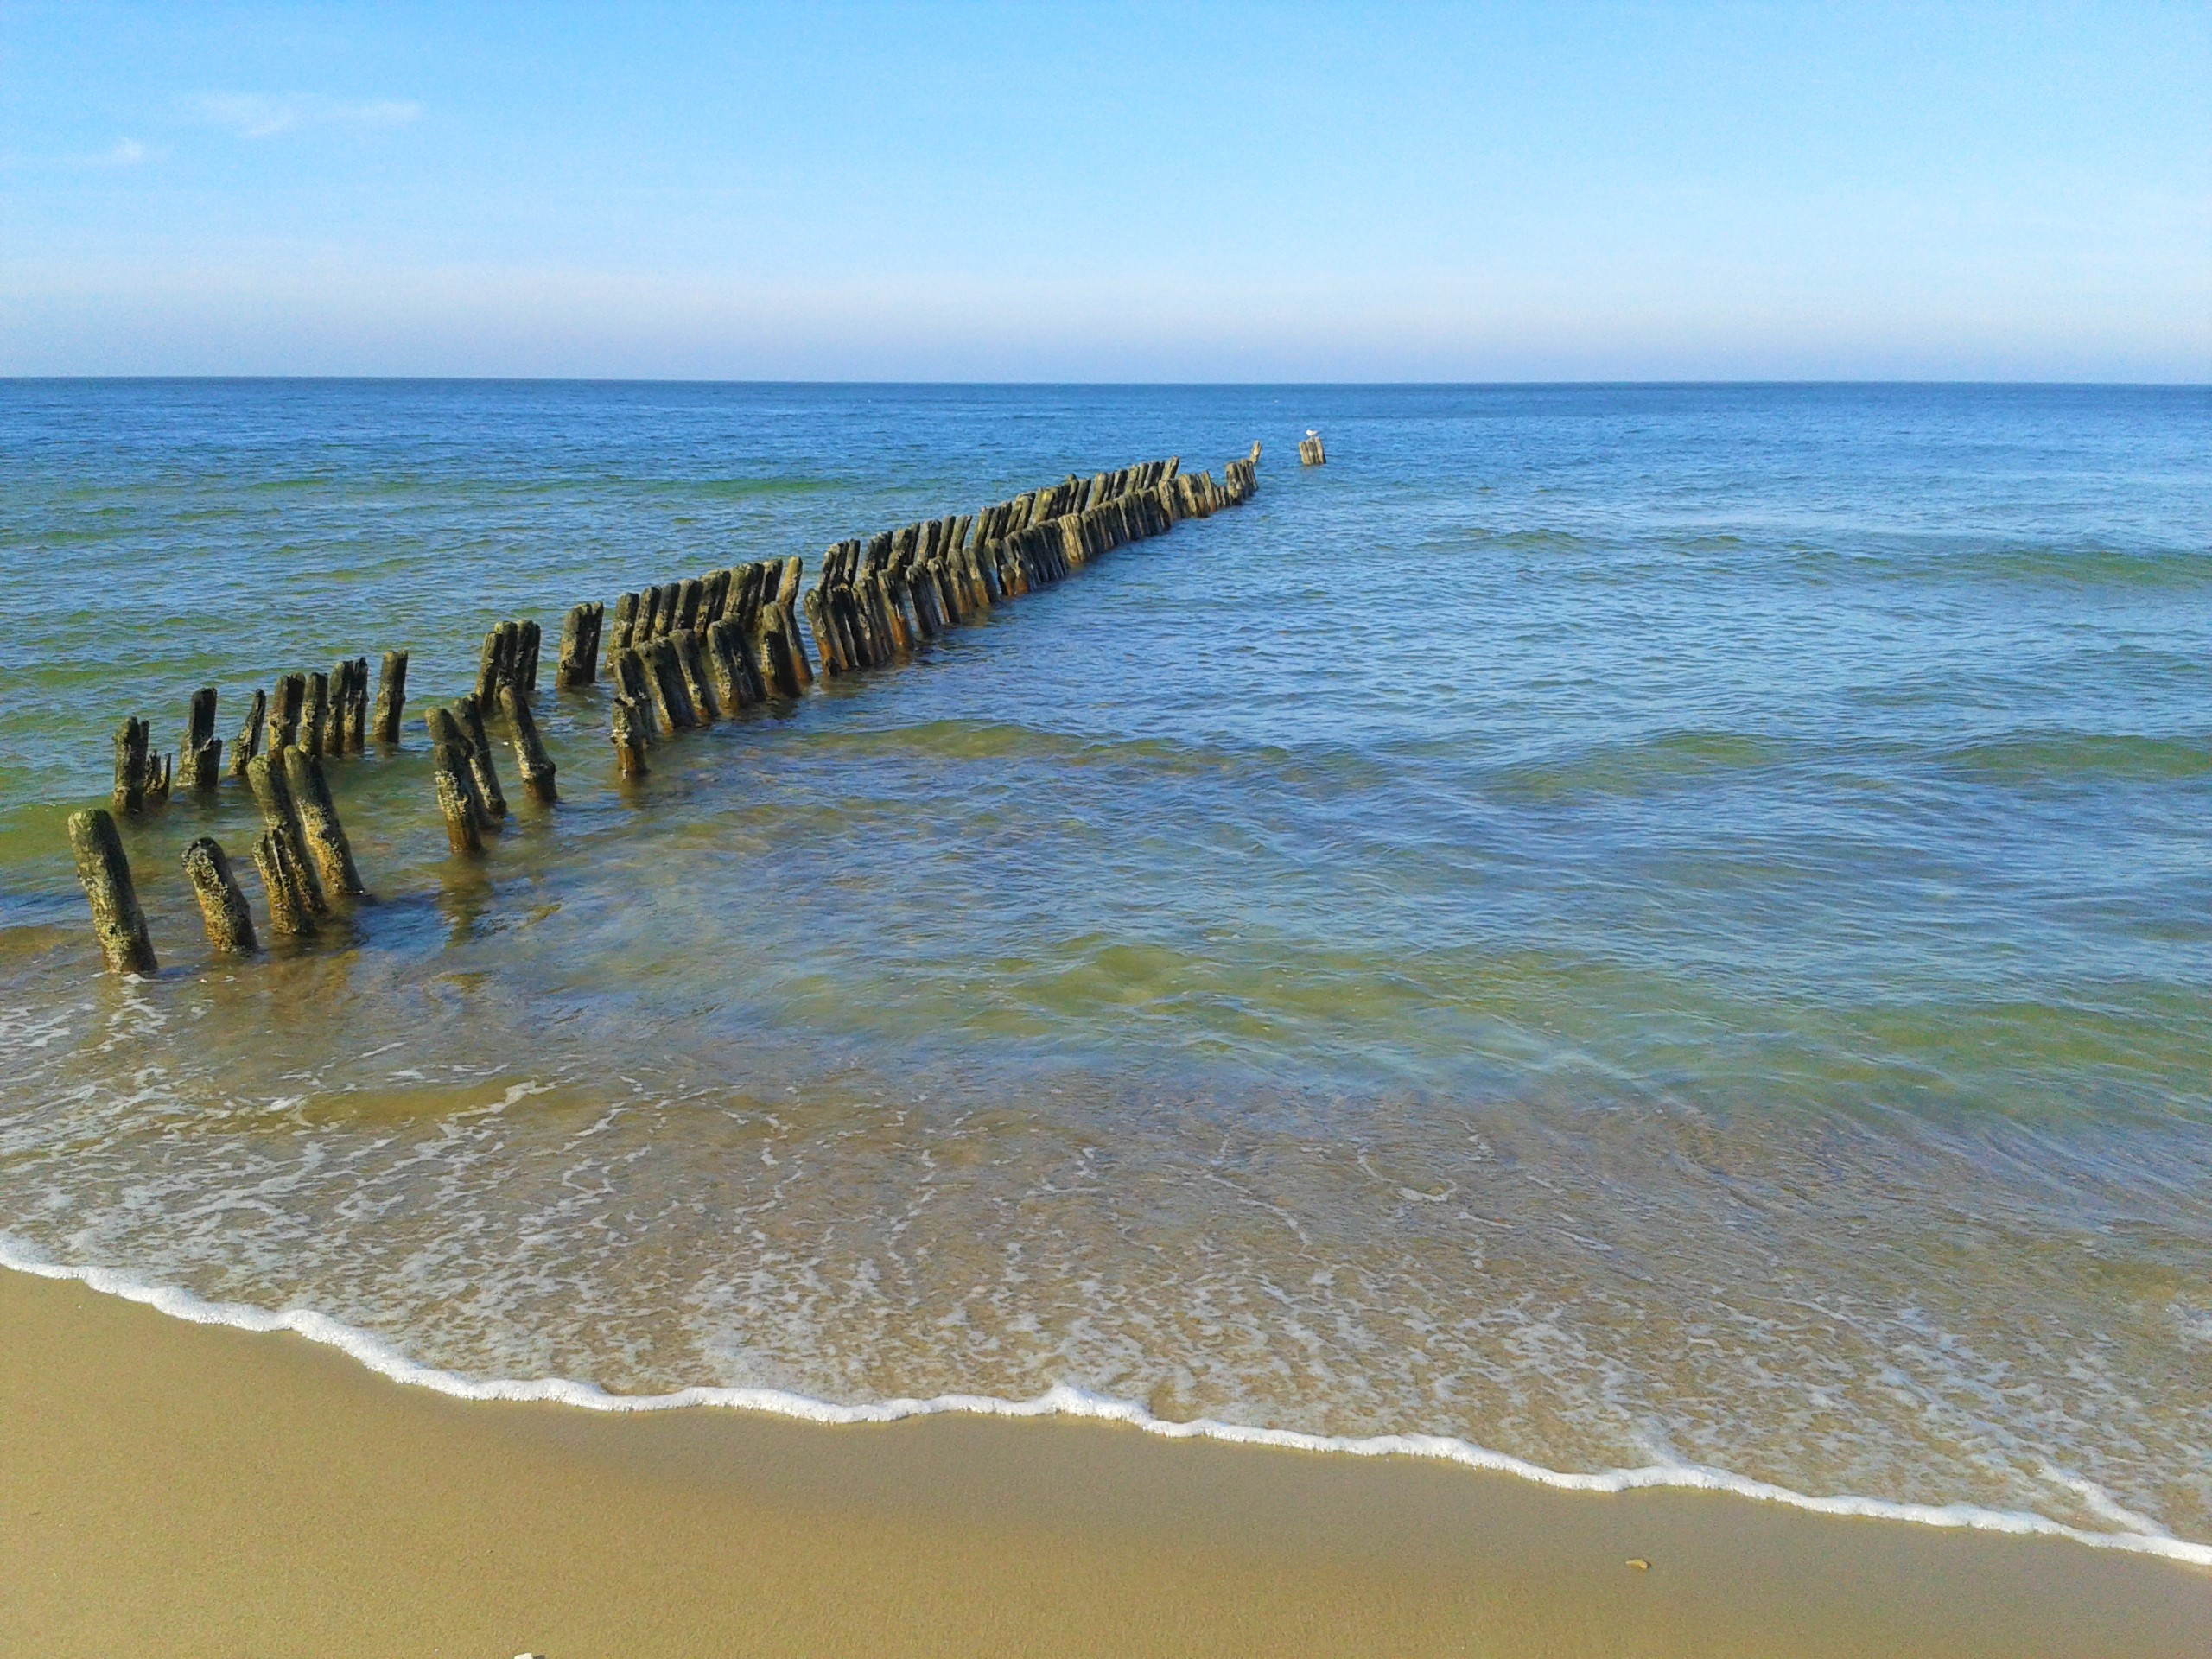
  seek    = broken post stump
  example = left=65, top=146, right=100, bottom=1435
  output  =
left=283, top=745, right=365, bottom=899
left=182, top=688, right=222, bottom=789
left=556, top=602, right=605, bottom=689
left=251, top=829, right=317, bottom=937
left=268, top=674, right=306, bottom=753
left=112, top=718, right=153, bottom=815
left=372, top=651, right=409, bottom=745
left=1300, top=430, right=1326, bottom=465
left=229, top=688, right=267, bottom=779
left=67, top=807, right=156, bottom=974
left=182, top=836, right=257, bottom=955
left=499, top=683, right=558, bottom=804
left=452, top=696, right=510, bottom=822
left=611, top=696, right=650, bottom=779
left=245, top=751, right=328, bottom=918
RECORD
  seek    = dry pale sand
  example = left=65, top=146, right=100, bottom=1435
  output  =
left=0, top=1268, right=2204, bottom=1658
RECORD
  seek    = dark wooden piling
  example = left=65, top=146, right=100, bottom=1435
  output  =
left=610, top=696, right=651, bottom=779
left=67, top=808, right=156, bottom=973
left=673, top=629, right=720, bottom=721
left=609, top=592, right=640, bottom=655
left=515, top=620, right=542, bottom=698
left=181, top=836, right=257, bottom=955
left=556, top=602, right=605, bottom=689
left=112, top=717, right=153, bottom=815
left=429, top=746, right=483, bottom=855
left=230, top=689, right=267, bottom=779
left=372, top=652, right=409, bottom=745
left=424, top=708, right=495, bottom=834
left=608, top=648, right=658, bottom=738
left=182, top=688, right=222, bottom=790
left=252, top=829, right=318, bottom=935
left=302, top=671, right=331, bottom=759
left=498, top=683, right=557, bottom=804
left=245, top=752, right=328, bottom=918
left=269, top=674, right=306, bottom=753
left=453, top=696, right=510, bottom=821
left=346, top=657, right=370, bottom=749
left=283, top=745, right=365, bottom=899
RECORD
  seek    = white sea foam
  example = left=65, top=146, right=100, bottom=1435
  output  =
left=4, top=1236, right=2206, bottom=1571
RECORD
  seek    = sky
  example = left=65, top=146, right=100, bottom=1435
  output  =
left=2, top=2, right=2206, bottom=380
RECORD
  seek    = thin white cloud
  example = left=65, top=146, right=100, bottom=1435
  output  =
left=191, top=93, right=423, bottom=141
left=89, top=138, right=149, bottom=167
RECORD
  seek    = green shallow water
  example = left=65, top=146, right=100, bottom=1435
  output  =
left=1, top=381, right=2208, bottom=1549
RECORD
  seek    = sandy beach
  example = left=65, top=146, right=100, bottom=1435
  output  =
left=0, top=1266, right=2202, bottom=1658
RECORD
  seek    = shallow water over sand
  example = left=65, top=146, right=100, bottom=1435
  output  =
left=2, top=381, right=2208, bottom=1550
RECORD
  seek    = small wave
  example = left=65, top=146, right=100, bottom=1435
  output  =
left=1934, top=732, right=2212, bottom=785
left=3, top=1239, right=2204, bottom=1571
left=1491, top=730, right=1793, bottom=802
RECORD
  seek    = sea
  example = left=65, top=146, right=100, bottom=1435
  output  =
left=1, top=379, right=2206, bottom=1562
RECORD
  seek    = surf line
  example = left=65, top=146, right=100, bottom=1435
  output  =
left=3, top=1236, right=2205, bottom=1573
left=64, top=446, right=1268, bottom=969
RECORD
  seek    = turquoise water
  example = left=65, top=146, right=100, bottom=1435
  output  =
left=2, top=381, right=2208, bottom=1554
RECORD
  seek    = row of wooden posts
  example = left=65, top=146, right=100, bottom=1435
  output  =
left=67, top=436, right=1286, bottom=973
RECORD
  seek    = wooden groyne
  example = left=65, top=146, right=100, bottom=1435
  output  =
left=65, top=435, right=1274, bottom=970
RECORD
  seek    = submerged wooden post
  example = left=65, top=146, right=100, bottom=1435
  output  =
left=556, top=602, right=604, bottom=689
left=268, top=674, right=306, bottom=753
left=229, top=689, right=267, bottom=779
left=181, top=836, right=257, bottom=955
left=283, top=745, right=365, bottom=899
left=245, top=752, right=328, bottom=918
left=610, top=696, right=650, bottom=779
left=112, top=717, right=152, bottom=815
left=1300, top=430, right=1325, bottom=465
left=251, top=829, right=318, bottom=936
left=499, top=683, right=557, bottom=803
left=67, top=808, right=156, bottom=974
left=181, top=688, right=222, bottom=789
left=452, top=696, right=510, bottom=822
left=372, top=651, right=409, bottom=745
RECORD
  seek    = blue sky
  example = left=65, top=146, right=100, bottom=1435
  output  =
left=3, top=2, right=2205, bottom=379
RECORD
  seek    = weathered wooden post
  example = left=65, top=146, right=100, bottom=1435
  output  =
left=673, top=629, right=720, bottom=721
left=283, top=745, right=365, bottom=899
left=428, top=747, right=483, bottom=855
left=252, top=830, right=318, bottom=935
left=1300, top=430, right=1325, bottom=465
left=346, top=657, right=370, bottom=749
left=452, top=696, right=510, bottom=821
left=556, top=601, right=604, bottom=688
left=499, top=683, right=557, bottom=803
left=515, top=619, right=542, bottom=699
left=268, top=674, right=306, bottom=753
left=372, top=652, right=409, bottom=745
left=67, top=808, right=156, bottom=973
left=778, top=557, right=814, bottom=685
left=301, top=671, right=330, bottom=759
left=181, top=836, right=257, bottom=955
left=181, top=688, right=222, bottom=789
left=245, top=752, right=328, bottom=918
left=610, top=696, right=651, bottom=779
left=112, top=717, right=152, bottom=815
left=425, top=708, right=493, bottom=832
left=230, top=689, right=267, bottom=779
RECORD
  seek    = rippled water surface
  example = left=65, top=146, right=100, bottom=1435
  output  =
left=3, top=381, right=2208, bottom=1550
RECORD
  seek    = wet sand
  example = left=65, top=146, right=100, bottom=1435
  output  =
left=0, top=1268, right=2203, bottom=1658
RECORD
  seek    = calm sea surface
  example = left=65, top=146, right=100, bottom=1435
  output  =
left=2, top=381, right=2207, bottom=1552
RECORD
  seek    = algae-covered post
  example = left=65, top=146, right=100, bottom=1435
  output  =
left=229, top=689, right=267, bottom=779
left=67, top=807, right=156, bottom=974
left=181, top=836, right=257, bottom=955
left=556, top=602, right=605, bottom=689
left=245, top=752, right=328, bottom=918
left=251, top=829, right=317, bottom=937
left=499, top=684, right=558, bottom=804
left=372, top=652, right=409, bottom=745
left=268, top=674, right=306, bottom=753
left=610, top=696, right=651, bottom=779
left=181, top=688, right=222, bottom=789
left=111, top=717, right=153, bottom=815
left=283, top=746, right=365, bottom=899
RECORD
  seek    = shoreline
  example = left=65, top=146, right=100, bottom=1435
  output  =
left=3, top=1264, right=2206, bottom=1657
left=4, top=1238, right=2204, bottom=1569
